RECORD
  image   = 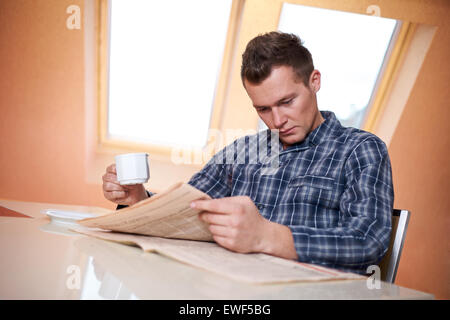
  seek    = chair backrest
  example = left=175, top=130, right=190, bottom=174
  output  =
left=379, top=209, right=411, bottom=283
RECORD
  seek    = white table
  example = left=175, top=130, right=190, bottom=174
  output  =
left=0, top=199, right=434, bottom=300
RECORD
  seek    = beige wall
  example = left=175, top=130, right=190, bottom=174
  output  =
left=0, top=0, right=111, bottom=209
left=387, top=20, right=450, bottom=299
left=0, top=0, right=448, bottom=299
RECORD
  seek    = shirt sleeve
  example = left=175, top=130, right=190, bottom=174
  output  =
left=116, top=190, right=154, bottom=210
left=288, top=137, right=394, bottom=272
left=187, top=147, right=233, bottom=199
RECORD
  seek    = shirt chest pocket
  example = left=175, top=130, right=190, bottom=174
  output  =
left=288, top=175, right=339, bottom=209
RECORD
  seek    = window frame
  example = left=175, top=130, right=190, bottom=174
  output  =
left=275, top=2, right=411, bottom=131
left=362, top=20, right=415, bottom=132
left=97, top=0, right=244, bottom=164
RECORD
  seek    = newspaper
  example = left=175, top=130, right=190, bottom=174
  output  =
left=78, top=182, right=213, bottom=241
left=77, top=182, right=363, bottom=283
left=75, top=228, right=364, bottom=284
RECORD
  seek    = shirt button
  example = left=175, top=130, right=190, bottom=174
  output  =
left=257, top=204, right=265, bottom=210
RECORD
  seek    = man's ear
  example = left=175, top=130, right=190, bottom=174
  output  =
left=309, top=70, right=321, bottom=93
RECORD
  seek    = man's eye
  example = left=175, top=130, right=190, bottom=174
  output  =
left=280, top=99, right=293, bottom=105
left=257, top=107, right=270, bottom=113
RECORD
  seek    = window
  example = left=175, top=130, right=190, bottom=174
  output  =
left=99, top=0, right=408, bottom=159
left=104, top=0, right=233, bottom=150
left=277, top=3, right=398, bottom=128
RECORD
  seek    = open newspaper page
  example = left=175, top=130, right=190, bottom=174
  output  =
left=75, top=229, right=364, bottom=284
left=78, top=182, right=213, bottom=241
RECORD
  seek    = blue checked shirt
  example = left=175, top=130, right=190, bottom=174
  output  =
left=187, top=111, right=394, bottom=274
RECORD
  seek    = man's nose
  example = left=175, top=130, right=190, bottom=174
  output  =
left=272, top=108, right=287, bottom=128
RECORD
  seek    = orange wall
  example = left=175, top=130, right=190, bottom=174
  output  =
left=388, top=20, right=450, bottom=299
left=0, top=0, right=111, bottom=208
left=0, top=0, right=448, bottom=299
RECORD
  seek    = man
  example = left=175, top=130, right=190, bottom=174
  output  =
left=102, top=32, right=394, bottom=274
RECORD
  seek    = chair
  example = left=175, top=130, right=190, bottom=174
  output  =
left=378, top=209, right=411, bottom=283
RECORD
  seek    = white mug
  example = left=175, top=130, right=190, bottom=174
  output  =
left=115, top=153, right=149, bottom=185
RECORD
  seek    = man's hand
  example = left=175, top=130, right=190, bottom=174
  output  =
left=192, top=196, right=298, bottom=260
left=102, top=164, right=148, bottom=206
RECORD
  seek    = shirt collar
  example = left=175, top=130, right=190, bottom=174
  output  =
left=281, top=111, right=342, bottom=153
left=308, top=111, right=342, bottom=146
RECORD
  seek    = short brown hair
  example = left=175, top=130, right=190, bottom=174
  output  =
left=241, top=31, right=314, bottom=86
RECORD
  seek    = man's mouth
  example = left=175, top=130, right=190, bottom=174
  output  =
left=279, top=127, right=295, bottom=135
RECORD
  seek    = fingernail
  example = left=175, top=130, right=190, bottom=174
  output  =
left=190, top=202, right=196, bottom=208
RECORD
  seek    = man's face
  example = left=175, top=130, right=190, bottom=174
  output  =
left=244, top=65, right=324, bottom=148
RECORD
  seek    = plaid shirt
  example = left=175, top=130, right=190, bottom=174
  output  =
left=188, top=111, right=394, bottom=274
